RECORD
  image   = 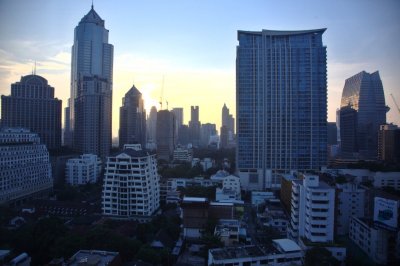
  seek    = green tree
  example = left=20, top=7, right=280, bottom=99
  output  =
left=305, top=247, right=340, bottom=266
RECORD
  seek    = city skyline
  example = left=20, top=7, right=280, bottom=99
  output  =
left=0, top=0, right=399, bottom=137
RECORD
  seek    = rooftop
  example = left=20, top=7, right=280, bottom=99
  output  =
left=68, top=250, right=119, bottom=266
left=273, top=239, right=301, bottom=252
left=210, top=245, right=266, bottom=261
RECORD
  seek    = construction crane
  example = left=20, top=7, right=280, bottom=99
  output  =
left=390, top=94, right=400, bottom=114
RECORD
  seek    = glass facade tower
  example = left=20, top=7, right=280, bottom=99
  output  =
left=340, top=71, right=388, bottom=159
left=236, top=29, right=327, bottom=190
left=65, top=5, right=113, bottom=158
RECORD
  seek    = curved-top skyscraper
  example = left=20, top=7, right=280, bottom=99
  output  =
left=340, top=71, right=387, bottom=158
left=64, top=5, right=113, bottom=157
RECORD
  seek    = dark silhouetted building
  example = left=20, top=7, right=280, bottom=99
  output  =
left=172, top=107, right=183, bottom=141
left=189, top=106, right=201, bottom=147
left=156, top=110, right=175, bottom=162
left=378, top=124, right=400, bottom=163
left=339, top=106, right=358, bottom=155
left=200, top=123, right=217, bottom=147
left=1, top=74, right=62, bottom=150
left=147, top=106, right=157, bottom=145
left=177, top=125, right=189, bottom=146
left=327, top=122, right=337, bottom=145
left=119, top=84, right=146, bottom=148
left=340, top=71, right=388, bottom=159
left=220, top=125, right=228, bottom=149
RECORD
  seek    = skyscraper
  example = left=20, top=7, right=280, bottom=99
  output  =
left=65, top=5, right=113, bottom=158
left=172, top=107, right=184, bottom=141
left=156, top=110, right=175, bottom=162
left=189, top=106, right=201, bottom=147
left=339, top=106, right=358, bottom=155
left=147, top=106, right=157, bottom=145
left=222, top=103, right=235, bottom=136
left=119, top=84, right=146, bottom=148
left=340, top=71, right=388, bottom=159
left=200, top=123, right=217, bottom=147
left=236, top=29, right=327, bottom=190
left=1, top=74, right=62, bottom=150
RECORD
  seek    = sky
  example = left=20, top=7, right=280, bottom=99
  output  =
left=0, top=0, right=399, bottom=138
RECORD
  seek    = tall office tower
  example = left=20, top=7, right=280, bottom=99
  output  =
left=102, top=144, right=160, bottom=219
left=65, top=5, right=113, bottom=158
left=378, top=124, right=400, bottom=163
left=156, top=110, right=175, bottom=162
left=189, top=106, right=201, bottom=147
left=64, top=100, right=72, bottom=146
left=147, top=106, right=157, bottom=145
left=172, top=107, right=184, bottom=140
left=1, top=74, right=62, bottom=150
left=288, top=175, right=335, bottom=243
left=200, top=123, right=217, bottom=147
left=220, top=125, right=228, bottom=149
left=236, top=29, right=327, bottom=190
left=340, top=71, right=388, bottom=159
left=119, top=84, right=146, bottom=149
left=339, top=106, right=358, bottom=155
left=0, top=128, right=53, bottom=205
left=222, top=103, right=235, bottom=136
left=177, top=124, right=189, bottom=146
left=327, top=122, right=337, bottom=145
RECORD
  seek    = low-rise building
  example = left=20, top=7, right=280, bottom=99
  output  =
left=251, top=191, right=275, bottom=206
left=349, top=217, right=390, bottom=265
left=373, top=172, right=400, bottom=191
left=173, top=146, right=193, bottom=162
left=67, top=250, right=121, bottom=266
left=208, top=239, right=302, bottom=266
left=66, top=154, right=102, bottom=185
left=214, top=219, right=241, bottom=246
left=192, top=157, right=214, bottom=171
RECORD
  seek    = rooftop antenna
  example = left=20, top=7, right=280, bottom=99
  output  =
left=34, top=61, right=36, bottom=75
left=91, top=0, right=94, bottom=9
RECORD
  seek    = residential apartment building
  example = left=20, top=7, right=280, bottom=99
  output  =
left=102, top=144, right=160, bottom=221
left=0, top=128, right=53, bottom=205
left=335, top=183, right=365, bottom=235
left=288, top=175, right=335, bottom=243
left=66, top=154, right=102, bottom=185
left=236, top=29, right=327, bottom=190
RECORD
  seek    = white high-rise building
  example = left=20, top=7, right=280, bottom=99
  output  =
left=65, top=4, right=113, bottom=158
left=0, top=128, right=53, bottom=204
left=102, top=144, right=160, bottom=220
left=66, top=154, right=102, bottom=186
left=289, top=175, right=335, bottom=243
